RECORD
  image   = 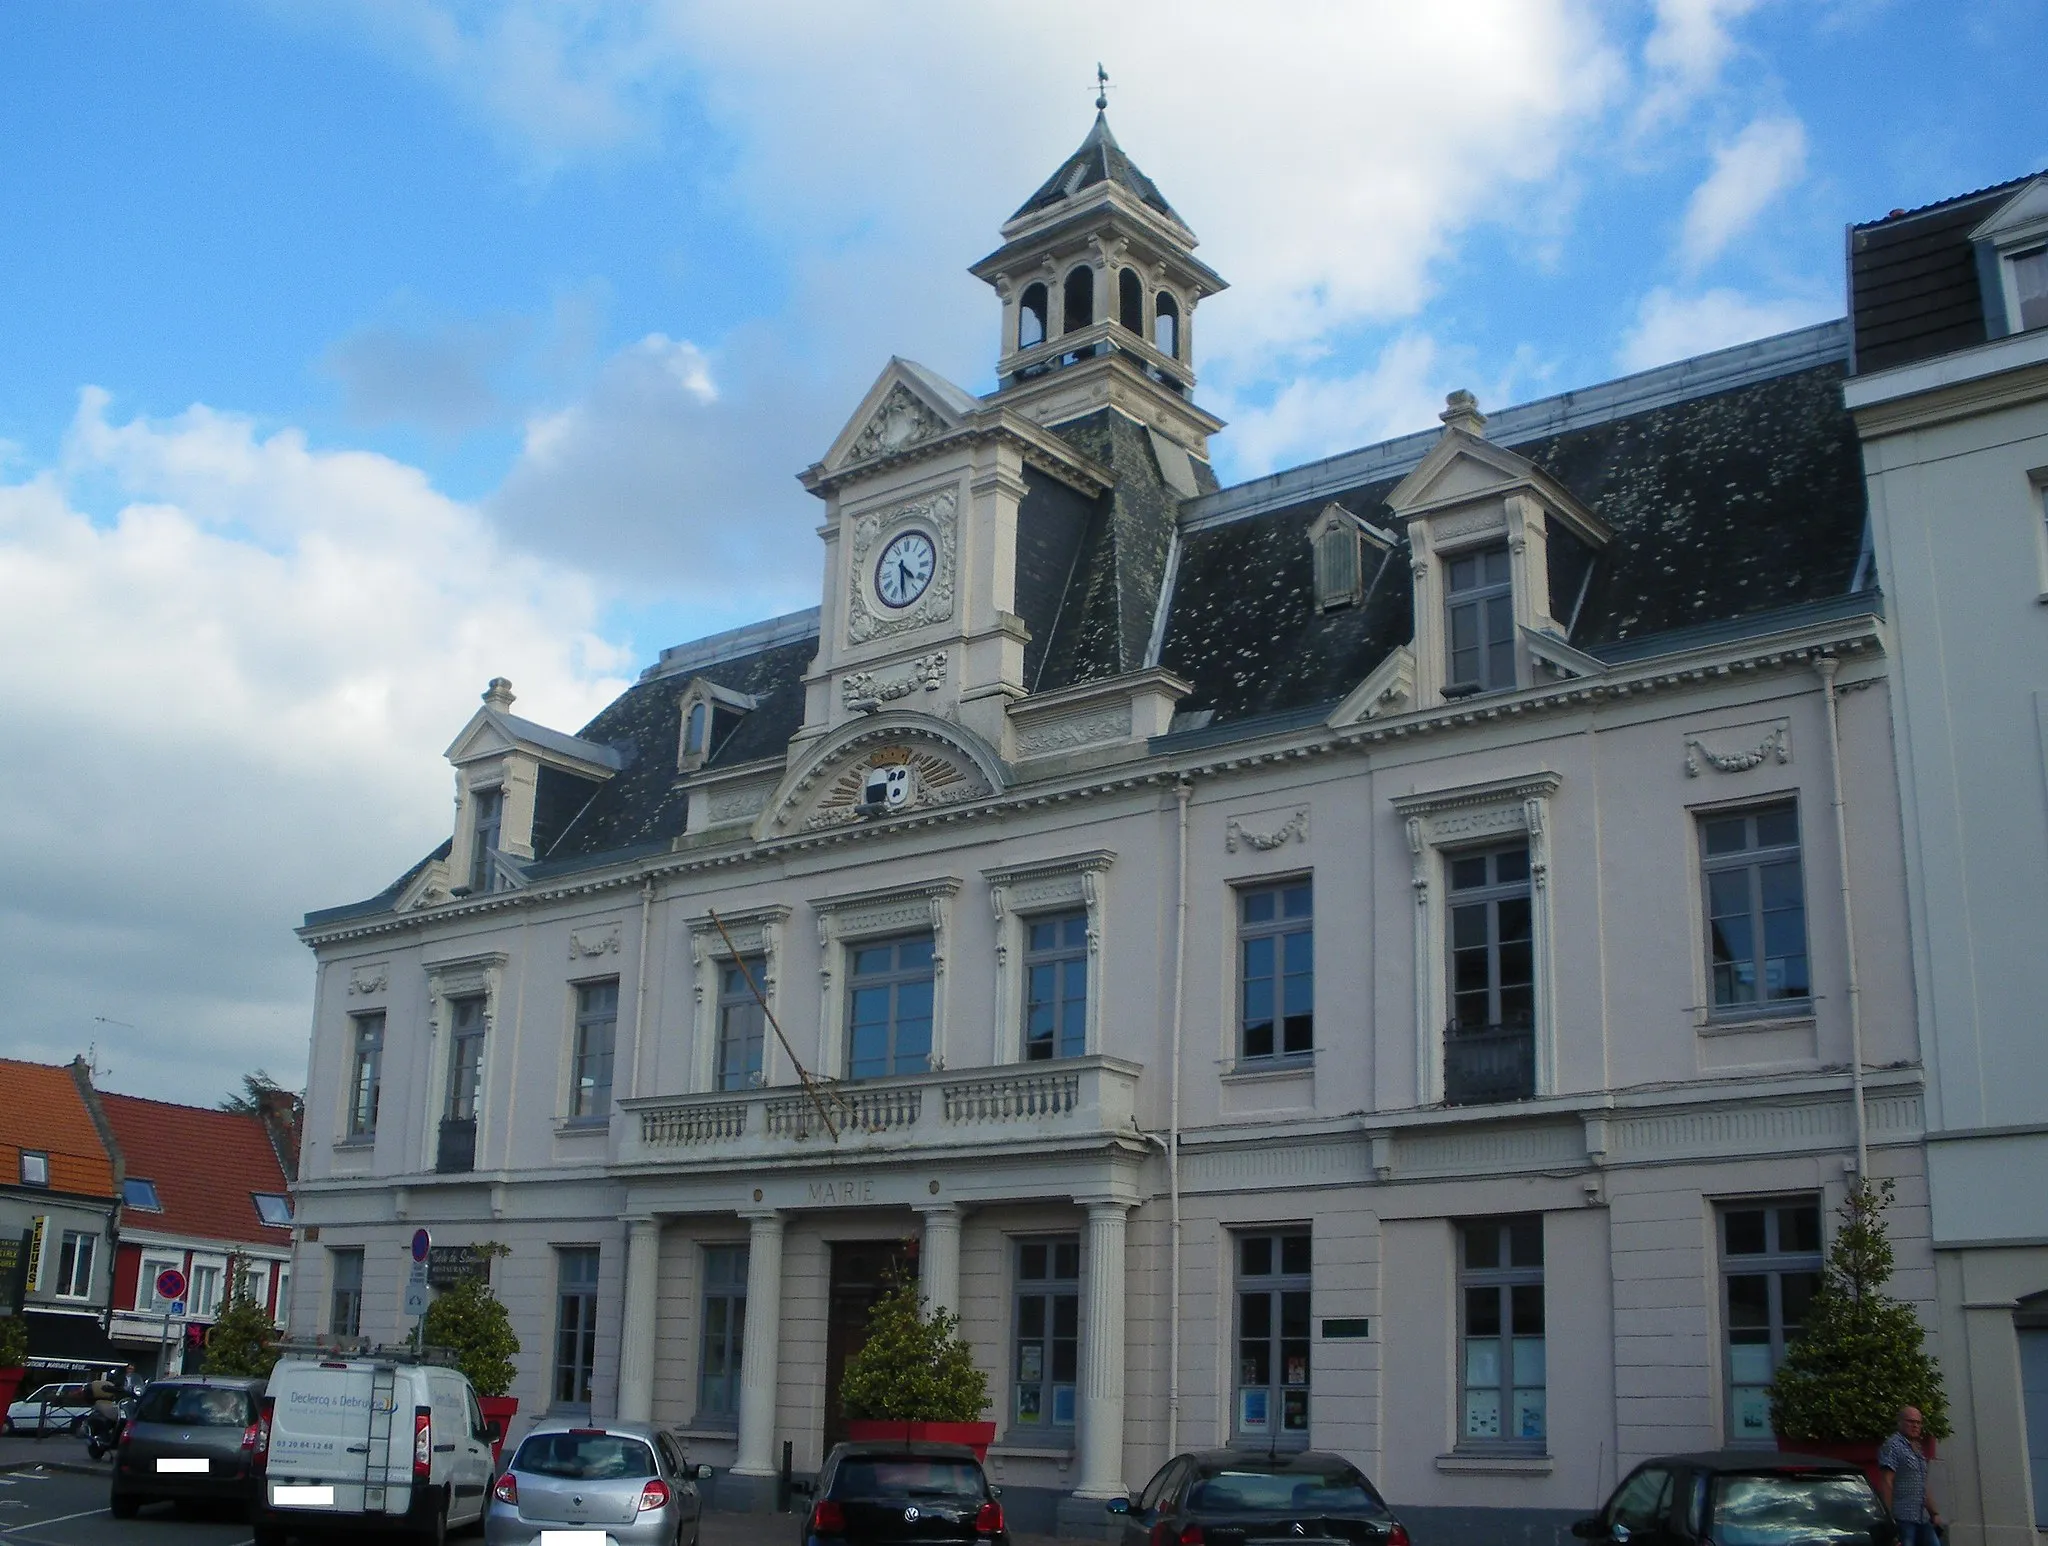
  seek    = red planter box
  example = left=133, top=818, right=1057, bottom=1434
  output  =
left=0, top=1369, right=23, bottom=1415
left=844, top=1420, right=997, bottom=1460
left=478, top=1395, right=519, bottom=1467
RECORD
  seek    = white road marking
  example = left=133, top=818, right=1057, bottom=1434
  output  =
left=0, top=1504, right=110, bottom=1533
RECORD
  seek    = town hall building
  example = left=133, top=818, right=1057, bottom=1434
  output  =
left=290, top=113, right=1936, bottom=1541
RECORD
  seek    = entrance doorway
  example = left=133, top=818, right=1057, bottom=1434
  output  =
left=824, top=1239, right=916, bottom=1454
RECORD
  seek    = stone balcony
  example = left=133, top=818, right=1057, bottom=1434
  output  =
left=616, top=1054, right=1143, bottom=1171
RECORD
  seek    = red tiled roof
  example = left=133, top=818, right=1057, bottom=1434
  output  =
left=0, top=1058, right=115, bottom=1198
left=99, top=1091, right=292, bottom=1248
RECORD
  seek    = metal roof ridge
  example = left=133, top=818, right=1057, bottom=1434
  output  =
left=1181, top=320, right=1850, bottom=533
left=642, top=607, right=822, bottom=682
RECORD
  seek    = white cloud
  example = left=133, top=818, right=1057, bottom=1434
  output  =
left=1636, top=0, right=1768, bottom=132
left=321, top=316, right=526, bottom=434
left=1616, top=285, right=1835, bottom=372
left=0, top=391, right=632, bottom=1104
left=1219, top=334, right=1448, bottom=478
left=1680, top=114, right=1808, bottom=268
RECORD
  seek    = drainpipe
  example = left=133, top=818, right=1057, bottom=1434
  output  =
left=1167, top=778, right=1192, bottom=1454
left=629, top=878, right=656, bottom=1101
left=1817, top=657, right=1869, bottom=1177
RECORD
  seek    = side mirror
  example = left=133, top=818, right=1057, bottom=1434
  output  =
left=695, top=1463, right=714, bottom=1481
left=989, top=1486, right=1003, bottom=1499
left=1105, top=1498, right=1132, bottom=1516
left=1569, top=1519, right=1603, bottom=1540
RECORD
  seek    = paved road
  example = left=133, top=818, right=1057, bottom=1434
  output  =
left=0, top=1465, right=252, bottom=1545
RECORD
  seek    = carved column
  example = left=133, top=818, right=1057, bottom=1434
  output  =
left=733, top=1211, right=786, bottom=1477
left=1075, top=1201, right=1130, bottom=1499
left=616, top=1216, right=661, bottom=1421
left=917, top=1205, right=963, bottom=1318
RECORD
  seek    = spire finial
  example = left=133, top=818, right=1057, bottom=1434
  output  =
left=1094, top=63, right=1110, bottom=113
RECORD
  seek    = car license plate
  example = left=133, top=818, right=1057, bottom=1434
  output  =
left=156, top=1458, right=209, bottom=1474
left=540, top=1533, right=609, bottom=1546
left=274, top=1484, right=335, bottom=1506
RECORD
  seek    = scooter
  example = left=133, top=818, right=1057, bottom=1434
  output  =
left=84, top=1396, right=134, bottom=1461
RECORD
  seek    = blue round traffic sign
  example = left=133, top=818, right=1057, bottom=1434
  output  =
left=410, top=1228, right=431, bottom=1264
left=154, top=1267, right=187, bottom=1302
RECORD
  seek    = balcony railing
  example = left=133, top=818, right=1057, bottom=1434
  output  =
left=1443, top=1023, right=1535, bottom=1106
left=436, top=1117, right=477, bottom=1173
left=618, top=1055, right=1141, bottom=1168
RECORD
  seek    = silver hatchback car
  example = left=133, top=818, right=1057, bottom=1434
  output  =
left=485, top=1419, right=708, bottom=1546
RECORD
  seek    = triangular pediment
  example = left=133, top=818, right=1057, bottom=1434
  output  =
left=1329, top=645, right=1416, bottom=727
left=443, top=707, right=622, bottom=776
left=1972, top=176, right=2048, bottom=245
left=1389, top=432, right=1610, bottom=546
left=822, top=359, right=980, bottom=473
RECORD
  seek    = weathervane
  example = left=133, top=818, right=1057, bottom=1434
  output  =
left=1094, top=63, right=1111, bottom=112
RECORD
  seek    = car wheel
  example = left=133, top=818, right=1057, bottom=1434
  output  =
left=416, top=1500, right=449, bottom=1546
left=109, top=1491, right=141, bottom=1519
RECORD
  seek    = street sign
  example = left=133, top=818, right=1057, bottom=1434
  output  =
left=427, top=1245, right=489, bottom=1288
left=169, top=1299, right=185, bottom=1316
left=410, top=1228, right=432, bottom=1264
left=155, top=1267, right=188, bottom=1303
left=403, top=1267, right=429, bottom=1320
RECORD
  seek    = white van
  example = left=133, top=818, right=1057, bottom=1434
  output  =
left=253, top=1350, right=497, bottom=1545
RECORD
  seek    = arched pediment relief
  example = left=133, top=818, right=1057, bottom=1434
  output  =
left=757, top=714, right=1006, bottom=840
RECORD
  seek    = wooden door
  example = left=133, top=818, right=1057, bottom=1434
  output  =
left=822, top=1239, right=916, bottom=1455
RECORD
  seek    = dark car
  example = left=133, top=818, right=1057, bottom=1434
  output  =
left=1572, top=1451, right=1899, bottom=1546
left=1108, top=1450, right=1408, bottom=1546
left=110, top=1376, right=269, bottom=1520
left=799, top=1442, right=1008, bottom=1546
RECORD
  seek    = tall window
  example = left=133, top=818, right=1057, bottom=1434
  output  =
left=1239, top=881, right=1313, bottom=1062
left=1024, top=913, right=1088, bottom=1061
left=2014, top=246, right=2048, bottom=332
left=469, top=787, right=502, bottom=892
left=554, top=1247, right=601, bottom=1407
left=717, top=959, right=766, bottom=1090
left=445, top=996, right=486, bottom=1121
left=1018, top=282, right=1049, bottom=350
left=191, top=1262, right=223, bottom=1319
left=347, top=1013, right=383, bottom=1137
left=1449, top=843, right=1533, bottom=1031
left=1445, top=544, right=1514, bottom=693
left=54, top=1231, right=94, bottom=1299
left=698, top=1245, right=747, bottom=1423
left=1012, top=1238, right=1080, bottom=1433
left=847, top=934, right=934, bottom=1080
left=1459, top=1217, right=1545, bottom=1447
left=1235, top=1231, right=1311, bottom=1445
left=275, top=1267, right=292, bottom=1326
left=1154, top=291, right=1180, bottom=358
left=1701, top=804, right=1810, bottom=1011
left=1063, top=265, right=1094, bottom=334
left=684, top=702, right=708, bottom=759
left=1720, top=1199, right=1822, bottom=1442
left=1118, top=267, right=1144, bottom=334
left=329, top=1248, right=363, bottom=1337
left=570, top=980, right=618, bottom=1120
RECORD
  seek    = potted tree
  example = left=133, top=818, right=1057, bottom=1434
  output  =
left=202, top=1260, right=280, bottom=1379
left=0, top=1315, right=28, bottom=1414
left=840, top=1272, right=994, bottom=1459
left=418, top=1245, right=521, bottom=1465
left=1769, top=1180, right=1949, bottom=1486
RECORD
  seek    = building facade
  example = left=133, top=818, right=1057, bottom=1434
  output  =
left=1846, top=169, right=2048, bottom=1546
left=291, top=117, right=1935, bottom=1541
left=0, top=1058, right=121, bottom=1367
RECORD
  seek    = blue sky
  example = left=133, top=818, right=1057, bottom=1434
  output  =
left=1, top=0, right=2043, bottom=1103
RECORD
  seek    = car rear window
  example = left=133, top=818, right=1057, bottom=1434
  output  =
left=833, top=1459, right=986, bottom=1500
left=512, top=1432, right=656, bottom=1480
left=1187, top=1467, right=1386, bottom=1515
left=136, top=1386, right=254, bottom=1427
left=1710, top=1473, right=1887, bottom=1545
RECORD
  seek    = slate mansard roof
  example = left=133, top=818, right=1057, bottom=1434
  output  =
left=310, top=320, right=1874, bottom=922
left=1012, top=112, right=1186, bottom=228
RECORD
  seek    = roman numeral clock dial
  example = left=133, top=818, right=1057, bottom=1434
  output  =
left=874, top=530, right=935, bottom=608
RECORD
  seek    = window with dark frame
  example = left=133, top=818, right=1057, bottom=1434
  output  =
left=697, top=1244, right=747, bottom=1424
left=252, top=1193, right=293, bottom=1227
left=570, top=979, right=618, bottom=1120
left=328, top=1247, right=364, bottom=1337
left=445, top=996, right=486, bottom=1121
left=347, top=1013, right=384, bottom=1137
left=1445, top=544, right=1515, bottom=693
left=1701, top=803, right=1810, bottom=1011
left=1458, top=1217, right=1545, bottom=1447
left=469, top=787, right=503, bottom=892
left=1023, top=913, right=1088, bottom=1061
left=717, top=958, right=767, bottom=1090
left=1720, top=1198, right=1823, bottom=1443
left=846, top=933, right=935, bottom=1080
left=123, top=1178, right=163, bottom=1211
left=1449, top=843, right=1534, bottom=1030
left=1012, top=1237, right=1080, bottom=1434
left=1234, top=1231, right=1311, bottom=1446
left=1239, top=881, right=1313, bottom=1062
left=554, top=1246, right=601, bottom=1408
left=20, top=1151, right=47, bottom=1187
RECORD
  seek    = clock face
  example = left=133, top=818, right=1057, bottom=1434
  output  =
left=874, top=530, right=936, bottom=608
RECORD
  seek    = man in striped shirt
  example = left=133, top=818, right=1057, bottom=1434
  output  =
left=1877, top=1406, right=1941, bottom=1544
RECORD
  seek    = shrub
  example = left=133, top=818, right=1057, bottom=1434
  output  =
left=419, top=1254, right=519, bottom=1398
left=1769, top=1179, right=1950, bottom=1442
left=838, top=1272, right=989, bottom=1423
left=0, top=1315, right=27, bottom=1369
left=203, top=1269, right=279, bottom=1379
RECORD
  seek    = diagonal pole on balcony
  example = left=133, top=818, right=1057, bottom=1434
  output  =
left=709, top=908, right=843, bottom=1143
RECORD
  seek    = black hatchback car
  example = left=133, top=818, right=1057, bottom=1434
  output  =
left=1108, top=1450, right=1409, bottom=1546
left=110, top=1376, right=269, bottom=1520
left=1573, top=1451, right=1898, bottom=1546
left=799, top=1442, right=1008, bottom=1546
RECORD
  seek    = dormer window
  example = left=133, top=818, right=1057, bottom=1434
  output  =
left=1445, top=545, right=1516, bottom=695
left=2012, top=246, right=2048, bottom=332
left=469, top=786, right=503, bottom=892
left=1307, top=504, right=1364, bottom=612
left=1970, top=177, right=2048, bottom=337
left=677, top=679, right=759, bottom=773
left=685, top=702, right=708, bottom=759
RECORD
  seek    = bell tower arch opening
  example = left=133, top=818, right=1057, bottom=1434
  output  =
left=1062, top=265, right=1095, bottom=335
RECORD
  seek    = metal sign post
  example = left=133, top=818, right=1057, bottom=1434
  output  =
left=153, top=1268, right=187, bottom=1378
left=404, top=1229, right=431, bottom=1338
